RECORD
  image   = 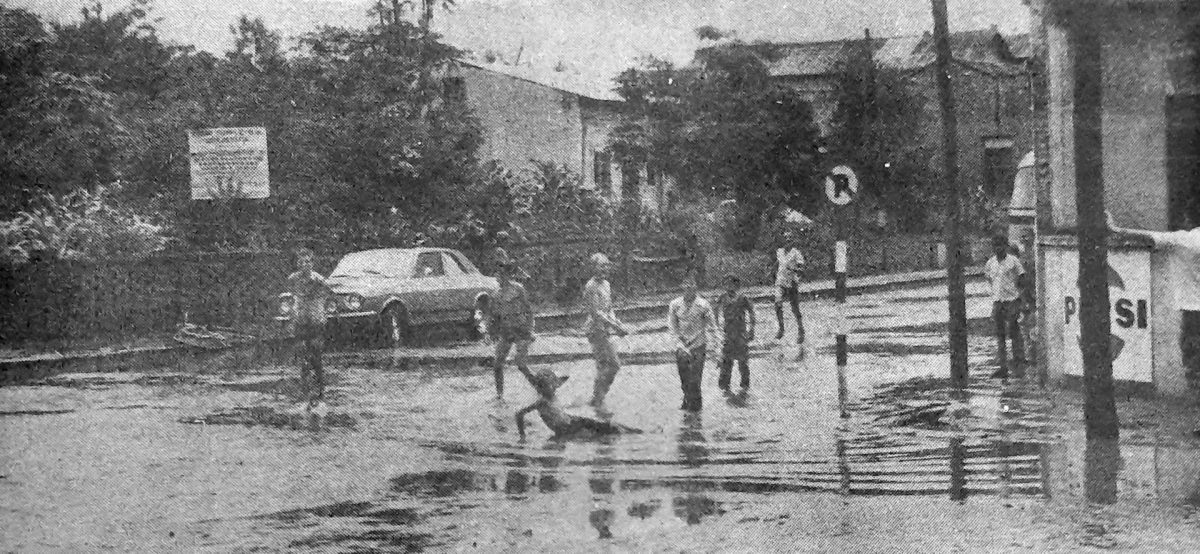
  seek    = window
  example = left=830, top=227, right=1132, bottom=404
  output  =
left=1167, top=95, right=1200, bottom=229
left=414, top=252, right=445, bottom=278
left=442, top=76, right=466, bottom=102
left=593, top=149, right=612, bottom=195
left=441, top=252, right=468, bottom=276
left=621, top=156, right=642, bottom=206
left=982, top=137, right=1015, bottom=199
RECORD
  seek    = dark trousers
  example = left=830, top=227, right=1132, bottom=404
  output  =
left=295, top=323, right=326, bottom=402
left=1183, top=310, right=1200, bottom=386
left=718, top=337, right=750, bottom=389
left=676, top=346, right=706, bottom=411
left=993, top=300, right=1024, bottom=372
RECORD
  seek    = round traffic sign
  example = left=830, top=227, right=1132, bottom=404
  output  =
left=824, top=165, right=859, bottom=205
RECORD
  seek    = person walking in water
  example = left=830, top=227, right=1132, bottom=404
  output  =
left=715, top=274, right=756, bottom=391
left=669, top=273, right=717, bottom=411
left=584, top=253, right=628, bottom=410
left=484, top=250, right=536, bottom=398
left=287, top=247, right=332, bottom=412
left=774, top=229, right=806, bottom=344
left=985, top=235, right=1026, bottom=379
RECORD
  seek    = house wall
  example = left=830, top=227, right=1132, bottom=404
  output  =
left=909, top=62, right=1035, bottom=205
left=1037, top=1, right=1195, bottom=396
left=777, top=75, right=840, bottom=136
left=460, top=65, right=585, bottom=182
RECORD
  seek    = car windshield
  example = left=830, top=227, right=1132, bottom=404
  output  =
left=330, top=251, right=414, bottom=278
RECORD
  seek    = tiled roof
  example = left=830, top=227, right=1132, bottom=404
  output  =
left=457, top=59, right=624, bottom=102
left=754, top=30, right=1031, bottom=78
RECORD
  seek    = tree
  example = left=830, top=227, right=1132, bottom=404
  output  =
left=829, top=37, right=936, bottom=231
left=612, top=40, right=821, bottom=250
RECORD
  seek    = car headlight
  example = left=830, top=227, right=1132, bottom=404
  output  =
left=343, top=294, right=363, bottom=311
left=279, top=295, right=295, bottom=316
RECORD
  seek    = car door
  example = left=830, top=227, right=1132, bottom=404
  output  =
left=439, top=251, right=484, bottom=322
left=406, top=251, right=449, bottom=324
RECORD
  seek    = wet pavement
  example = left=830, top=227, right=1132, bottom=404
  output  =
left=3, top=282, right=1200, bottom=552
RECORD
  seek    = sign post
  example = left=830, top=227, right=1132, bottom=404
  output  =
left=825, top=165, right=859, bottom=418
left=188, top=127, right=270, bottom=200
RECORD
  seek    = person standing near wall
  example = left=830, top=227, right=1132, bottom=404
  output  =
left=669, top=273, right=717, bottom=412
left=585, top=253, right=628, bottom=410
left=1109, top=212, right=1200, bottom=388
left=985, top=235, right=1026, bottom=379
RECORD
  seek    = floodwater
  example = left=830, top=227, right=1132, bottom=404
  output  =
left=3, top=283, right=1200, bottom=552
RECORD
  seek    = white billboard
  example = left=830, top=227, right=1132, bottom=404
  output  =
left=1046, top=246, right=1153, bottom=382
left=188, top=127, right=269, bottom=200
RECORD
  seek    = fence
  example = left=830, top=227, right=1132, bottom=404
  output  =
left=0, top=233, right=988, bottom=346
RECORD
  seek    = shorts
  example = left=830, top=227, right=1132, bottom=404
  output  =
left=496, top=323, right=534, bottom=343
left=775, top=284, right=799, bottom=304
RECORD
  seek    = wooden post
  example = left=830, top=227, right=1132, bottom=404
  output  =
left=931, top=0, right=969, bottom=389
left=1071, top=12, right=1119, bottom=440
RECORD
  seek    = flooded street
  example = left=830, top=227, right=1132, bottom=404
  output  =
left=3, top=283, right=1200, bottom=552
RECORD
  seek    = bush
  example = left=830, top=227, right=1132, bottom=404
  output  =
left=0, top=183, right=171, bottom=267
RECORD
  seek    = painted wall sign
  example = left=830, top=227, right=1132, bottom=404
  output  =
left=1045, top=246, right=1153, bottom=382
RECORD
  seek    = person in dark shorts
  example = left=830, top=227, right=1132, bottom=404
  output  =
left=774, top=230, right=806, bottom=344
left=485, top=253, right=536, bottom=398
left=516, top=369, right=640, bottom=439
left=715, top=274, right=756, bottom=390
left=287, top=247, right=332, bottom=411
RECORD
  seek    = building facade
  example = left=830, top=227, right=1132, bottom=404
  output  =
left=1029, top=0, right=1199, bottom=395
left=447, top=61, right=670, bottom=213
left=751, top=30, right=1039, bottom=207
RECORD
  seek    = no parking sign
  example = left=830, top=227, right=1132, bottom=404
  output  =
left=824, top=165, right=859, bottom=205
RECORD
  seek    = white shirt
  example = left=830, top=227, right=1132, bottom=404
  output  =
left=668, top=296, right=716, bottom=350
left=584, top=278, right=618, bottom=334
left=985, top=254, right=1025, bottom=302
left=775, top=247, right=805, bottom=287
left=1148, top=228, right=1200, bottom=310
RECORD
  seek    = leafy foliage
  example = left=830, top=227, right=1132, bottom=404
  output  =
left=611, top=42, right=821, bottom=250
left=829, top=39, right=940, bottom=231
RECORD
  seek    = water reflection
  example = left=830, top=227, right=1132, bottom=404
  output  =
left=674, top=411, right=718, bottom=525
left=949, top=437, right=968, bottom=502
left=589, top=445, right=616, bottom=539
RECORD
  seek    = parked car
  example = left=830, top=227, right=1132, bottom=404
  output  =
left=276, top=247, right=498, bottom=346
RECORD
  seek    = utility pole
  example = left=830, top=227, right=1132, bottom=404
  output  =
left=930, top=0, right=969, bottom=389
left=1071, top=12, right=1119, bottom=440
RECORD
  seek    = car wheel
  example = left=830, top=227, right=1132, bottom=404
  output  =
left=380, top=304, right=410, bottom=348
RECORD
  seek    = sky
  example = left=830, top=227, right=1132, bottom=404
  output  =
left=16, top=0, right=1033, bottom=81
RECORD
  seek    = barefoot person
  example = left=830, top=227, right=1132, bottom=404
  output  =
left=485, top=250, right=536, bottom=398
left=287, top=247, right=332, bottom=411
left=669, top=273, right=717, bottom=411
left=516, top=369, right=639, bottom=439
left=985, top=235, right=1026, bottom=378
left=715, top=274, right=756, bottom=391
left=1109, top=212, right=1200, bottom=388
left=774, top=230, right=806, bottom=344
left=584, top=253, right=628, bottom=409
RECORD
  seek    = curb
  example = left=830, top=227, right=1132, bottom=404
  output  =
left=0, top=268, right=982, bottom=380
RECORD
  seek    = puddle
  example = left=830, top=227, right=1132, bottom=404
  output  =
left=177, top=406, right=358, bottom=429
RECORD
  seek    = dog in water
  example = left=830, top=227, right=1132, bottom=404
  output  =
left=516, top=368, right=640, bottom=440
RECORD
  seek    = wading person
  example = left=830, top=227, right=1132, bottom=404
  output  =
left=288, top=247, right=332, bottom=412
left=584, top=253, right=628, bottom=410
left=774, top=230, right=806, bottom=344
left=669, top=273, right=717, bottom=411
left=985, top=235, right=1026, bottom=378
left=1109, top=212, right=1200, bottom=389
left=516, top=369, right=639, bottom=440
left=715, top=274, right=756, bottom=391
left=486, top=252, right=536, bottom=398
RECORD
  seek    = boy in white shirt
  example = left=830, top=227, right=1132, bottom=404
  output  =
left=669, top=273, right=717, bottom=411
left=774, top=230, right=806, bottom=344
left=985, top=235, right=1026, bottom=378
left=1110, top=212, right=1200, bottom=387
